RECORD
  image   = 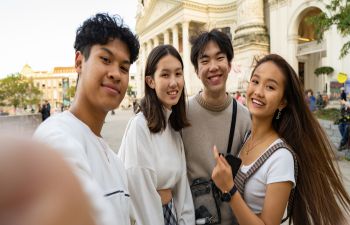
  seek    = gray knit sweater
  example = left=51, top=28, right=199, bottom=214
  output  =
left=182, top=92, right=251, bottom=225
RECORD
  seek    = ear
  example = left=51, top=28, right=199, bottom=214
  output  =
left=279, top=98, right=288, bottom=111
left=75, top=51, right=83, bottom=74
left=145, top=76, right=155, bottom=89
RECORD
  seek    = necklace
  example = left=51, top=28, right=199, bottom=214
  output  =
left=244, top=134, right=267, bottom=155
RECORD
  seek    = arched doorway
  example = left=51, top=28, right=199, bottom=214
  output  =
left=288, top=4, right=326, bottom=94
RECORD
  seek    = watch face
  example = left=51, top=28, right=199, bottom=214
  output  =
left=221, top=193, right=231, bottom=202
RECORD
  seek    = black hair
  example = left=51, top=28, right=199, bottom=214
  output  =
left=137, top=45, right=189, bottom=133
left=190, top=29, right=233, bottom=72
left=74, top=13, right=139, bottom=64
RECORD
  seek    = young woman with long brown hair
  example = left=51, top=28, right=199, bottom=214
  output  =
left=211, top=54, right=350, bottom=225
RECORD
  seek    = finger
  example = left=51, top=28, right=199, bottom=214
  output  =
left=213, top=145, right=220, bottom=161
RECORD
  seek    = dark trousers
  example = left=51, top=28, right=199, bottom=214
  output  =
left=339, top=122, right=349, bottom=146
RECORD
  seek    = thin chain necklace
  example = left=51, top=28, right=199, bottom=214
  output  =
left=244, top=132, right=271, bottom=155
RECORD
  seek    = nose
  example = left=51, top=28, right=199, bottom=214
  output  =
left=169, top=76, right=177, bottom=88
left=254, top=84, right=264, bottom=97
left=209, top=60, right=219, bottom=72
left=107, top=67, right=121, bottom=81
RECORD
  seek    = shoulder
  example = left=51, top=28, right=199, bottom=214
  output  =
left=34, top=112, right=74, bottom=137
left=126, top=112, right=149, bottom=133
left=33, top=113, right=87, bottom=158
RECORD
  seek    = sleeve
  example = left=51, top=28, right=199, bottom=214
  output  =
left=33, top=124, right=118, bottom=225
left=173, top=140, right=195, bottom=225
left=266, top=148, right=296, bottom=188
left=118, top=116, right=164, bottom=225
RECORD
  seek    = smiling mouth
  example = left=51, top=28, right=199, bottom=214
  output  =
left=167, top=90, right=178, bottom=96
left=102, top=84, right=120, bottom=94
left=252, top=98, right=264, bottom=106
left=208, top=74, right=221, bottom=80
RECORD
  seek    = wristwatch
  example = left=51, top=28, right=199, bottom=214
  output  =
left=221, top=185, right=238, bottom=202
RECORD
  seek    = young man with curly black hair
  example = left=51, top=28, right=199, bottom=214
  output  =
left=34, top=13, right=140, bottom=225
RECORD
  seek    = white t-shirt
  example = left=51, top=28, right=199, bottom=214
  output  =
left=33, top=111, right=131, bottom=225
left=118, top=109, right=195, bottom=225
left=239, top=139, right=295, bottom=213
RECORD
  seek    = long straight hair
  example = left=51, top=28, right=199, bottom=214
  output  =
left=251, top=54, right=350, bottom=225
left=137, top=44, right=189, bottom=133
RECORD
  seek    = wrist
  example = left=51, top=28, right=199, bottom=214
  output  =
left=221, top=184, right=238, bottom=202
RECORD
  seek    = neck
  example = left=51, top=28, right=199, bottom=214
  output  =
left=69, top=97, right=106, bottom=137
left=202, top=89, right=228, bottom=106
left=250, top=116, right=276, bottom=140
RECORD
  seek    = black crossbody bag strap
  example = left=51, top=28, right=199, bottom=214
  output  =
left=227, top=99, right=237, bottom=154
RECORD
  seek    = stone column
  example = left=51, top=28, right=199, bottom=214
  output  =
left=146, top=40, right=152, bottom=57
left=153, top=35, right=159, bottom=47
left=182, top=21, right=192, bottom=94
left=234, top=0, right=269, bottom=80
left=163, top=30, right=170, bottom=45
left=172, top=25, right=179, bottom=50
left=137, top=43, right=147, bottom=98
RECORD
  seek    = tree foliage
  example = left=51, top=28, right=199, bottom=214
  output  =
left=66, top=85, right=76, bottom=100
left=0, top=73, right=42, bottom=109
left=314, top=66, right=334, bottom=76
left=309, top=0, right=350, bottom=58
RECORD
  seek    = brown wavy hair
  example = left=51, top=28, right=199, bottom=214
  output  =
left=252, top=54, right=350, bottom=225
left=137, top=44, right=189, bottom=133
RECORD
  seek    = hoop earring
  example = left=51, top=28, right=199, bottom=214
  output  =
left=276, top=109, right=282, bottom=120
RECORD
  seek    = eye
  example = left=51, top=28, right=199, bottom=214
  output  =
left=217, top=56, right=225, bottom=61
left=100, top=56, right=111, bottom=64
left=161, top=73, right=169, bottom=77
left=200, top=59, right=208, bottom=64
left=120, top=66, right=129, bottom=73
left=266, top=85, right=275, bottom=90
left=176, top=71, right=183, bottom=77
left=250, top=79, right=258, bottom=85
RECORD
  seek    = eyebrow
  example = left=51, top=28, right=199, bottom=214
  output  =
left=252, top=74, right=279, bottom=85
left=100, top=47, right=131, bottom=65
left=199, top=50, right=224, bottom=59
left=160, top=67, right=183, bottom=73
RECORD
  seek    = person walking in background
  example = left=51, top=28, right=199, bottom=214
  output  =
left=182, top=29, right=251, bottom=225
left=39, top=100, right=51, bottom=121
left=33, top=13, right=140, bottom=225
left=211, top=54, right=350, bottom=225
left=307, top=90, right=316, bottom=112
left=341, top=87, right=347, bottom=101
left=118, top=45, right=195, bottom=225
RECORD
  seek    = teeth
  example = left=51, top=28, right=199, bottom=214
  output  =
left=252, top=99, right=263, bottom=105
left=168, top=91, right=177, bottom=95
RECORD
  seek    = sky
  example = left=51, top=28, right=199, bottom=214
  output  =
left=0, top=0, right=138, bottom=78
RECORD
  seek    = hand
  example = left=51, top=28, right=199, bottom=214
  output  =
left=0, top=137, right=95, bottom=225
left=211, top=145, right=234, bottom=192
left=157, top=189, right=172, bottom=205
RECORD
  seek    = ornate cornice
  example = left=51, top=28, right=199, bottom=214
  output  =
left=266, top=0, right=288, bottom=8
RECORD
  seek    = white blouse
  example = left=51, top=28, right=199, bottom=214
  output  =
left=118, top=109, right=195, bottom=225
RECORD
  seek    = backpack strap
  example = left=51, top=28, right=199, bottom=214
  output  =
left=227, top=99, right=237, bottom=154
left=234, top=141, right=298, bottom=223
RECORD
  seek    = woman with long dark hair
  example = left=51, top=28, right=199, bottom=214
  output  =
left=118, top=45, right=194, bottom=225
left=211, top=54, right=350, bottom=225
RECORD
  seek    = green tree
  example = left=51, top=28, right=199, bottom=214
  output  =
left=309, top=0, right=350, bottom=58
left=66, top=85, right=76, bottom=99
left=0, top=73, right=42, bottom=109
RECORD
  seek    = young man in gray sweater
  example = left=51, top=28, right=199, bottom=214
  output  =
left=182, top=29, right=251, bottom=225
